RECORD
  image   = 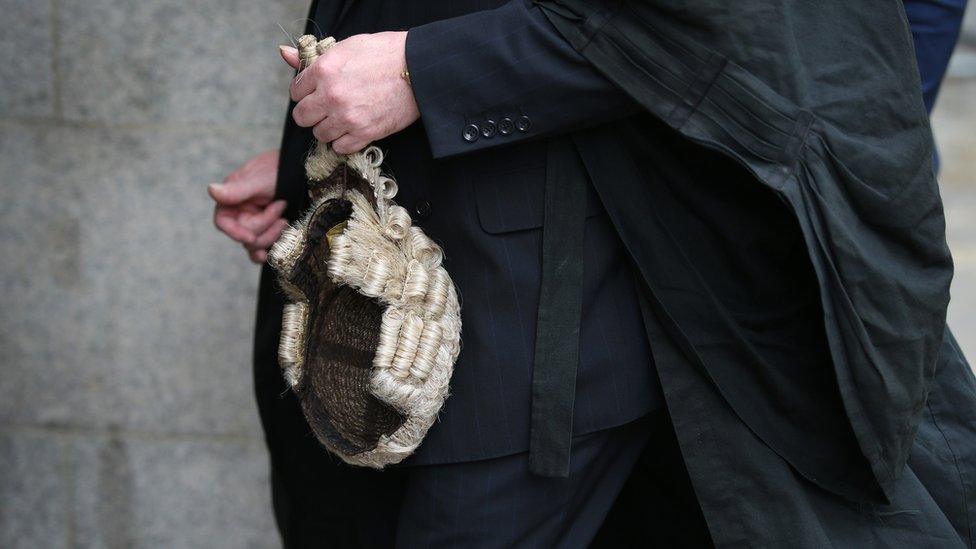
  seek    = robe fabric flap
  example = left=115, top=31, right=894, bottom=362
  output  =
left=535, top=0, right=953, bottom=503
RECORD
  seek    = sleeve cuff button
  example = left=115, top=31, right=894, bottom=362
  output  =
left=481, top=120, right=497, bottom=138
left=462, top=124, right=480, bottom=143
left=498, top=117, right=514, bottom=135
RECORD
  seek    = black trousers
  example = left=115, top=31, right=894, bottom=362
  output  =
left=395, top=408, right=713, bottom=548
left=593, top=409, right=714, bottom=548
left=265, top=403, right=712, bottom=548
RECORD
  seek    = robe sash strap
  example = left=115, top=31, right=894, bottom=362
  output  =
left=528, top=136, right=588, bottom=478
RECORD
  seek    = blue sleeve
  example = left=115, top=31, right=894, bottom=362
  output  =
left=404, top=0, right=638, bottom=159
left=903, top=0, right=969, bottom=112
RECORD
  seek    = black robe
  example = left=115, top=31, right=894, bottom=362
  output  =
left=257, top=0, right=976, bottom=545
left=535, top=0, right=976, bottom=546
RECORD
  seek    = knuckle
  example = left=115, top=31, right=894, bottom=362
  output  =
left=338, top=109, right=356, bottom=127
left=360, top=127, right=379, bottom=141
left=313, top=59, right=333, bottom=78
left=309, top=66, right=327, bottom=85
left=321, top=85, right=341, bottom=105
left=352, top=114, right=371, bottom=132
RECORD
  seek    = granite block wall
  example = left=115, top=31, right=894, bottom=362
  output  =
left=1, top=0, right=308, bottom=547
left=1, top=2, right=975, bottom=548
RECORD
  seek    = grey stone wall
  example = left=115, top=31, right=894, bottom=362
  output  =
left=1, top=0, right=307, bottom=547
left=937, top=37, right=976, bottom=358
left=2, top=2, right=975, bottom=549
left=963, top=4, right=976, bottom=43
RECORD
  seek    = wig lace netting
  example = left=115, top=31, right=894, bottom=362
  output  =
left=268, top=35, right=462, bottom=468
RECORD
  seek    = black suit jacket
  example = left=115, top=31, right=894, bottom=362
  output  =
left=258, top=0, right=662, bottom=471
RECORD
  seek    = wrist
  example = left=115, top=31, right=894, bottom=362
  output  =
left=395, top=31, right=420, bottom=123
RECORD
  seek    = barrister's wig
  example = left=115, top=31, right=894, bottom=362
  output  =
left=268, top=35, right=461, bottom=469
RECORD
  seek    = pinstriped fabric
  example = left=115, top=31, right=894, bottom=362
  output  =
left=397, top=416, right=654, bottom=548
left=395, top=410, right=714, bottom=547
left=308, top=0, right=663, bottom=466
left=404, top=0, right=639, bottom=158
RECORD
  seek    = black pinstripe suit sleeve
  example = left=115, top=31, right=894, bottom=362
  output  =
left=404, top=0, right=638, bottom=159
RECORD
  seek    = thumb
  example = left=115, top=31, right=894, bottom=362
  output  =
left=208, top=179, right=265, bottom=206
left=279, top=45, right=301, bottom=70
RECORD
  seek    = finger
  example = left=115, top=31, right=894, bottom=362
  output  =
left=248, top=248, right=268, bottom=264
left=312, top=118, right=344, bottom=143
left=214, top=206, right=256, bottom=245
left=208, top=178, right=268, bottom=206
left=290, top=63, right=320, bottom=103
left=245, top=218, right=289, bottom=251
left=292, top=94, right=328, bottom=128
left=239, top=200, right=287, bottom=235
left=332, top=134, right=369, bottom=155
left=279, top=45, right=300, bottom=70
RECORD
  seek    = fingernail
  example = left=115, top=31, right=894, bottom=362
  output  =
left=279, top=45, right=297, bottom=54
left=208, top=182, right=222, bottom=191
